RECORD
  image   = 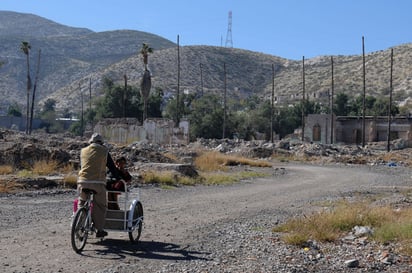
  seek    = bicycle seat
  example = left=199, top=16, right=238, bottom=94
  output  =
left=82, top=188, right=97, bottom=195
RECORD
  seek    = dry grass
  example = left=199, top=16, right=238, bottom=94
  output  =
left=273, top=199, right=412, bottom=255
left=202, top=171, right=267, bottom=185
left=0, top=165, right=13, bottom=175
left=59, top=162, right=76, bottom=174
left=12, top=160, right=69, bottom=178
left=0, top=180, right=23, bottom=193
left=163, top=152, right=180, bottom=163
left=62, top=174, right=78, bottom=189
left=32, top=160, right=60, bottom=175
left=378, top=150, right=412, bottom=167
left=194, top=151, right=271, bottom=172
left=141, top=171, right=202, bottom=187
left=141, top=169, right=268, bottom=187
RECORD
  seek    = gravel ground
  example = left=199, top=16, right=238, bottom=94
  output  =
left=1, top=162, right=412, bottom=273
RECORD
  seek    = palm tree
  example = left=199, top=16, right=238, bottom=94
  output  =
left=139, top=43, right=153, bottom=121
left=20, top=41, right=31, bottom=134
left=29, top=49, right=41, bottom=134
left=139, top=43, right=153, bottom=71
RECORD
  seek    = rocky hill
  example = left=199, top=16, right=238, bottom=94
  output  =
left=48, top=43, right=412, bottom=113
left=0, top=11, right=175, bottom=112
left=1, top=11, right=412, bottom=115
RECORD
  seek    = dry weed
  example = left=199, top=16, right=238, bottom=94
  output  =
left=0, top=165, right=13, bottom=175
left=195, top=151, right=271, bottom=172
left=32, top=160, right=59, bottom=175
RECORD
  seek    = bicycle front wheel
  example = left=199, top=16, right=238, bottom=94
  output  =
left=128, top=201, right=143, bottom=243
left=71, top=207, right=89, bottom=253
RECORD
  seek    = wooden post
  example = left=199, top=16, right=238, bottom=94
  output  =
left=301, top=56, right=305, bottom=142
left=271, top=64, right=275, bottom=143
left=80, top=83, right=84, bottom=137
left=89, top=77, right=92, bottom=111
left=176, top=35, right=180, bottom=127
left=362, top=36, right=366, bottom=147
left=330, top=56, right=334, bottom=144
left=387, top=48, right=394, bottom=152
left=200, top=63, right=204, bottom=97
left=123, top=74, right=127, bottom=118
left=222, top=62, right=227, bottom=139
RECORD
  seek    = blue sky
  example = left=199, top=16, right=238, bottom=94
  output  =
left=2, top=0, right=411, bottom=60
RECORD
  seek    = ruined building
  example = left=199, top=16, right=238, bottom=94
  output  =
left=305, top=114, right=412, bottom=147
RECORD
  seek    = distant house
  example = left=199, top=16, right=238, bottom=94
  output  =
left=304, top=114, right=412, bottom=147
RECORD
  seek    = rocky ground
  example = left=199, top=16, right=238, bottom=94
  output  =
left=1, top=129, right=412, bottom=273
left=0, top=129, right=411, bottom=174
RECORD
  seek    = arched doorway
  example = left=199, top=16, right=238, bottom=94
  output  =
left=313, top=123, right=321, bottom=142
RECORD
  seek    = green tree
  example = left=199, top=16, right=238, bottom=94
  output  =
left=237, top=100, right=273, bottom=140
left=146, top=89, right=163, bottom=118
left=39, top=99, right=62, bottom=133
left=164, top=93, right=194, bottom=121
left=95, top=78, right=141, bottom=119
left=42, top=98, right=56, bottom=113
left=7, top=102, right=22, bottom=117
left=184, top=94, right=224, bottom=139
left=371, top=97, right=399, bottom=116
left=334, top=93, right=349, bottom=116
left=69, top=122, right=83, bottom=136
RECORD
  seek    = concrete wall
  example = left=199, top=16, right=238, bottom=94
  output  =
left=0, top=116, right=42, bottom=131
left=94, top=118, right=189, bottom=145
left=304, top=114, right=334, bottom=144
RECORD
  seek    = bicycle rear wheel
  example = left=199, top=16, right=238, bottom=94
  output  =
left=71, top=207, right=89, bottom=253
left=128, top=201, right=143, bottom=243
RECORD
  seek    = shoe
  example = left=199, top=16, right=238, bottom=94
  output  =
left=96, top=230, right=108, bottom=238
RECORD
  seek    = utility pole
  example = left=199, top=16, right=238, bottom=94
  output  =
left=222, top=62, right=227, bottom=139
left=387, top=48, right=394, bottom=152
left=89, top=77, right=92, bottom=111
left=362, top=36, right=366, bottom=147
left=271, top=64, right=275, bottom=143
left=200, top=63, right=204, bottom=96
left=330, top=56, right=334, bottom=144
left=176, top=35, right=180, bottom=127
left=123, top=74, right=127, bottom=118
left=301, top=56, right=305, bottom=142
left=80, top=83, right=84, bottom=137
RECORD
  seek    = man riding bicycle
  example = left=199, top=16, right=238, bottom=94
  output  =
left=77, top=133, right=120, bottom=238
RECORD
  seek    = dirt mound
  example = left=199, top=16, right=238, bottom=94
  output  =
left=0, top=129, right=410, bottom=173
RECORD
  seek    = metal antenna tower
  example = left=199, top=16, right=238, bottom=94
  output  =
left=225, top=11, right=233, bottom=48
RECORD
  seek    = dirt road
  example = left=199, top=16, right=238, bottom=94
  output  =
left=1, top=163, right=410, bottom=272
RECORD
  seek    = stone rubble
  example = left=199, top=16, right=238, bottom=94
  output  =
left=1, top=129, right=410, bottom=172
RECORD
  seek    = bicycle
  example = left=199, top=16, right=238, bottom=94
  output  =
left=71, top=188, right=96, bottom=253
left=70, top=183, right=144, bottom=253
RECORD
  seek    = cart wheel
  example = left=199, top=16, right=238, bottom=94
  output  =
left=71, top=207, right=89, bottom=253
left=129, top=201, right=143, bottom=243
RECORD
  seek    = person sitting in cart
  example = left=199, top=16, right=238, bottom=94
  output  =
left=107, top=156, right=132, bottom=210
left=77, top=133, right=120, bottom=238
